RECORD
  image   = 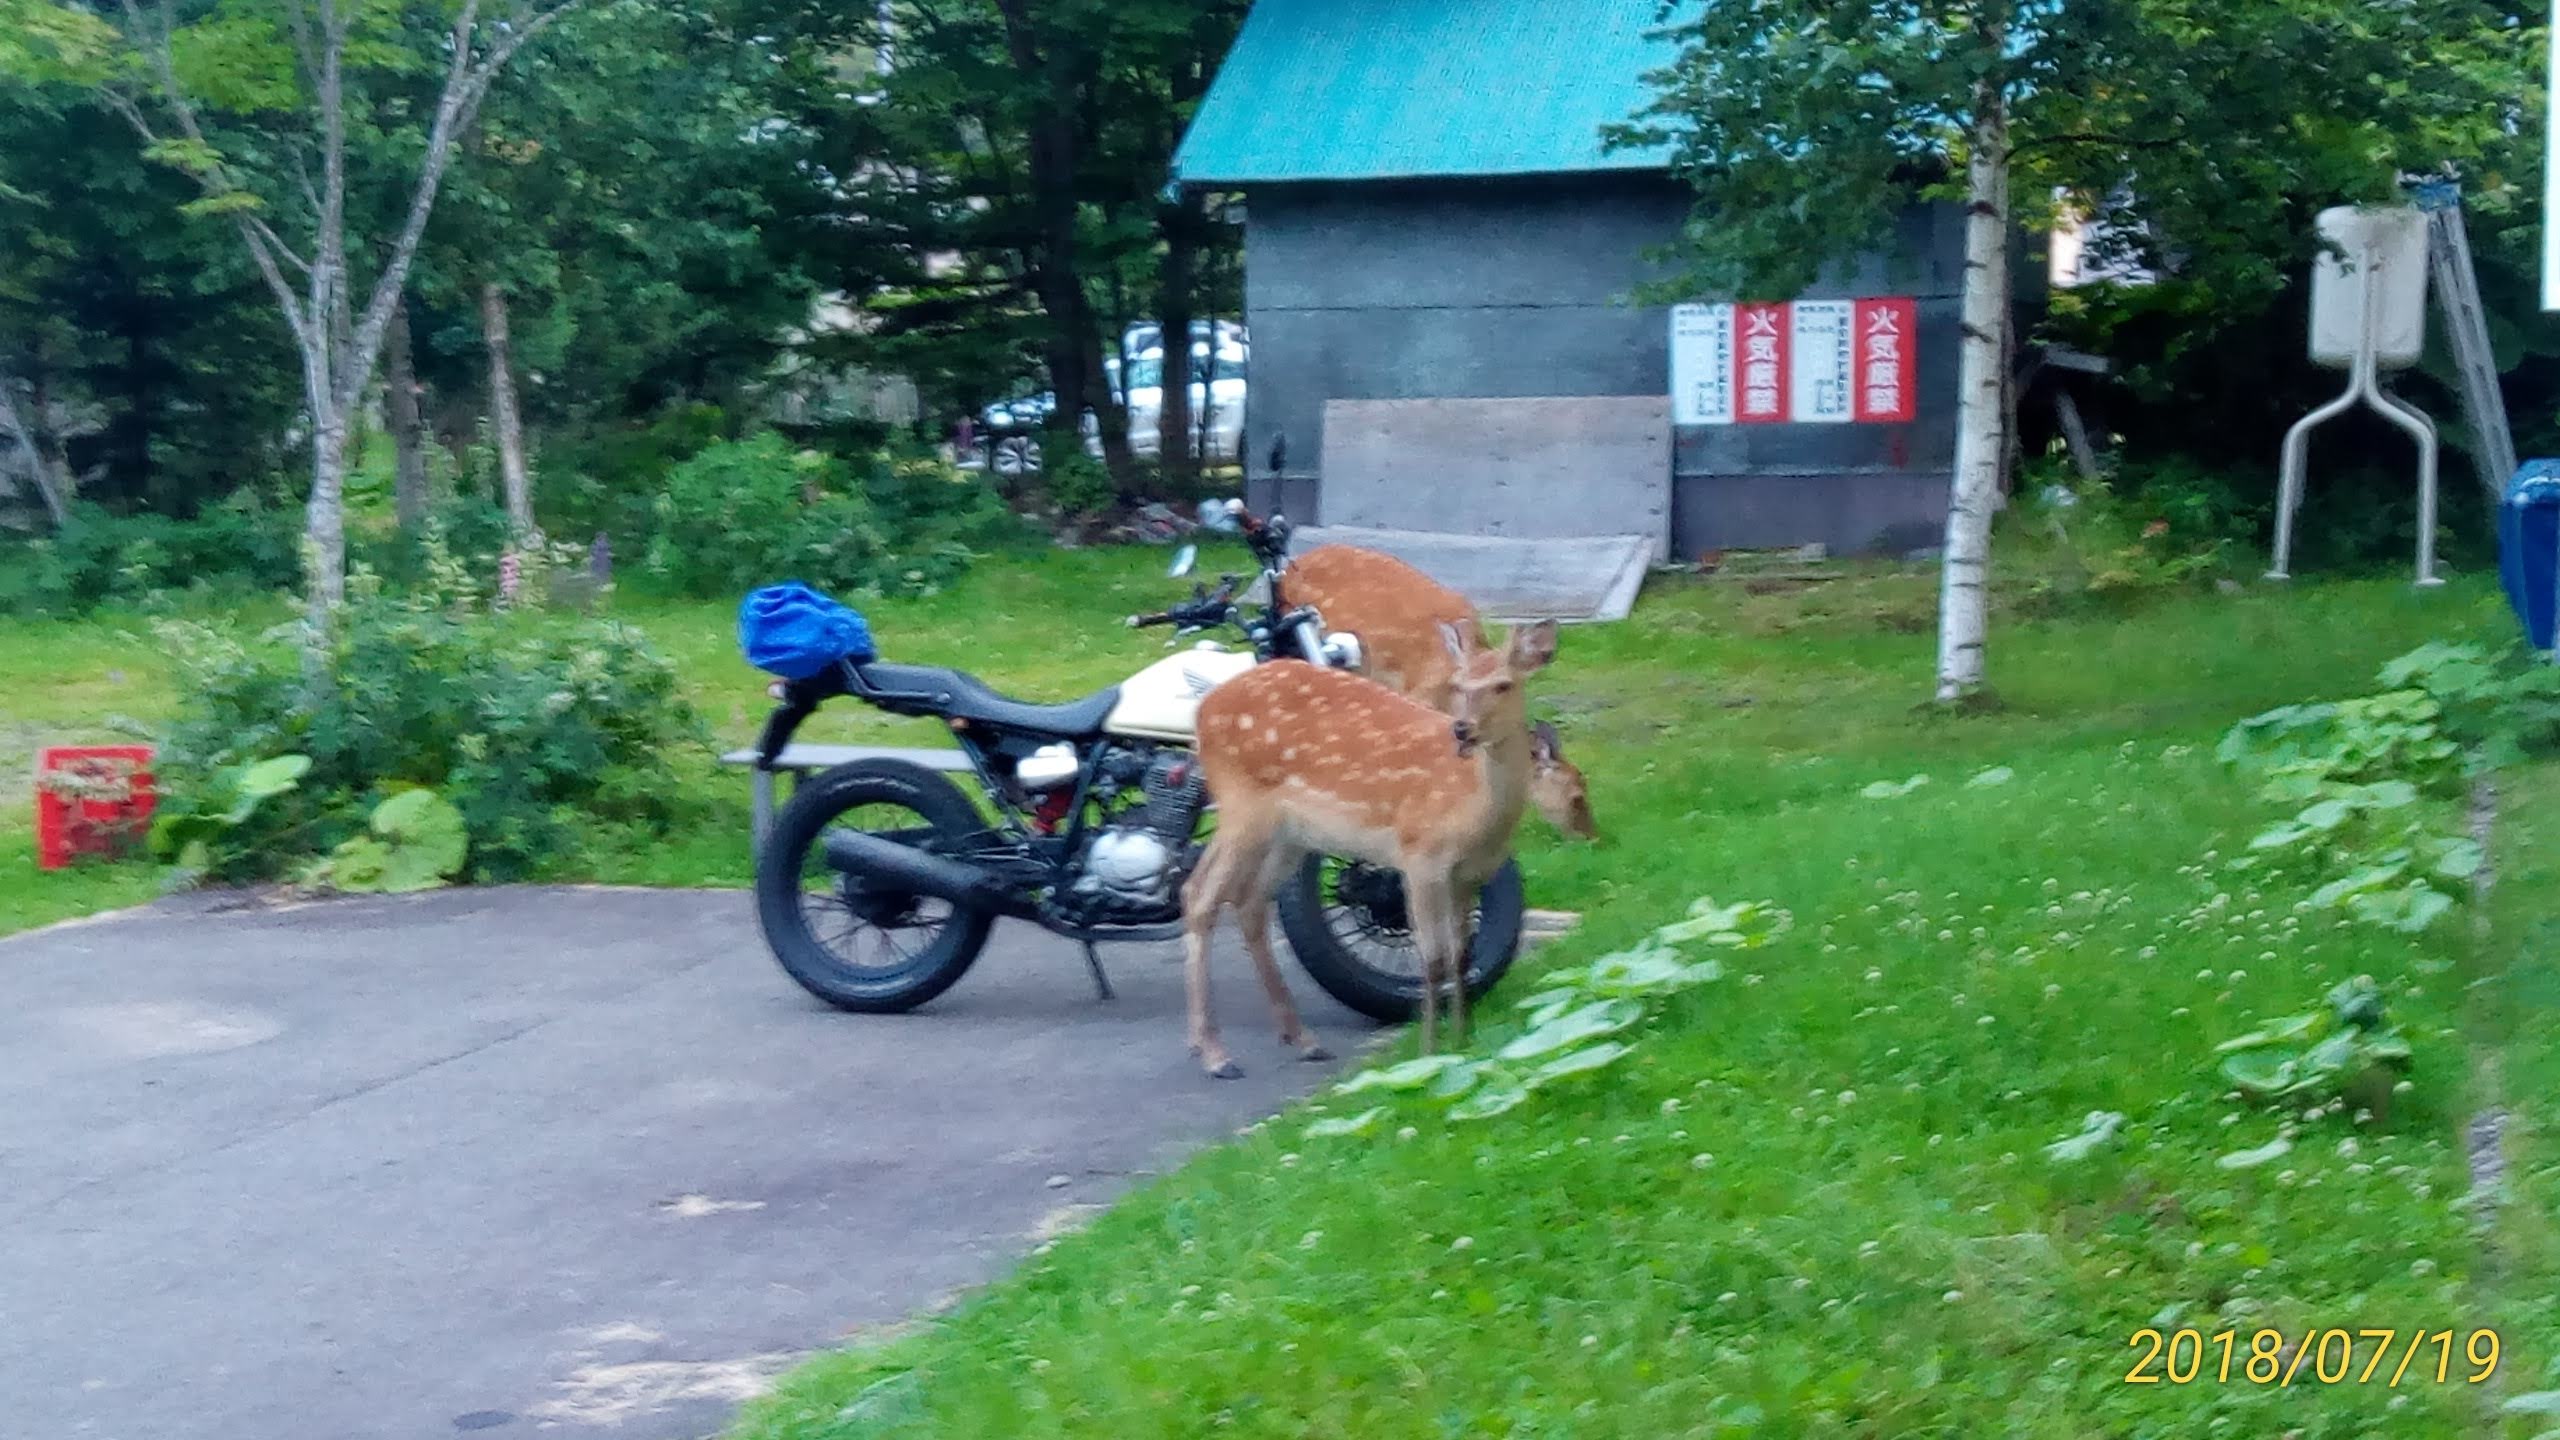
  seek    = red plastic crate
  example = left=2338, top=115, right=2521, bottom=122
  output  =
left=34, top=745, right=157, bottom=870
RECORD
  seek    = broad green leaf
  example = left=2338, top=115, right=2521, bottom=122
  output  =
left=1524, top=1042, right=1633, bottom=1088
left=1448, top=1072, right=1528, bottom=1121
left=2361, top=780, right=2420, bottom=810
left=1304, top=1106, right=1384, bottom=1139
left=2298, top=798, right=2354, bottom=831
left=371, top=789, right=467, bottom=881
left=2299, top=1029, right=2361, bottom=1077
left=1498, top=999, right=1645, bottom=1061
left=2249, top=820, right=2313, bottom=851
left=2309, top=861, right=2406, bottom=908
left=1429, top=1060, right=1487, bottom=1099
left=1339, top=1055, right=1469, bottom=1094
left=2044, top=1110, right=2125, bottom=1162
left=2428, top=837, right=2484, bottom=881
left=2219, top=1050, right=2298, bottom=1096
left=2215, top=1136, right=2293, bottom=1170
left=1586, top=949, right=1706, bottom=996
left=1965, top=765, right=2015, bottom=788
left=2214, top=1013, right=2320, bottom=1052
left=329, top=836, right=392, bottom=893
left=239, top=754, right=311, bottom=800
left=2327, top=977, right=2389, bottom=1027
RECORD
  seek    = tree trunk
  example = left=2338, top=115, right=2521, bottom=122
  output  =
left=0, top=366, right=74, bottom=527
left=992, top=0, right=1136, bottom=486
left=1156, top=191, right=1202, bottom=488
left=385, top=298, right=431, bottom=533
left=480, top=281, right=534, bottom=534
left=1935, top=90, right=2010, bottom=704
left=305, top=410, right=351, bottom=626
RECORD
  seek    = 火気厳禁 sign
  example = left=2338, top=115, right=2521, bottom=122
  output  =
left=1670, top=297, right=1917, bottom=426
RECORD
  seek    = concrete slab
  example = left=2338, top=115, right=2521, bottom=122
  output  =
left=1319, top=395, right=1674, bottom=562
left=0, top=887, right=1370, bottom=1439
left=1263, top=525, right=1652, bottom=623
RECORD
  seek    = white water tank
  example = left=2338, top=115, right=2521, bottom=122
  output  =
left=2309, top=206, right=2430, bottom=370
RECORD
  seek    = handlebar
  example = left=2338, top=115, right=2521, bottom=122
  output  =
left=1127, top=572, right=1243, bottom=632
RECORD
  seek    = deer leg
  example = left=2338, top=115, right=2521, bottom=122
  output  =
left=1180, top=831, right=1245, bottom=1079
left=1238, top=846, right=1327, bottom=1061
left=1405, top=869, right=1444, bottom=1055
left=1409, top=870, right=1467, bottom=1054
left=1446, top=878, right=1475, bottom=1049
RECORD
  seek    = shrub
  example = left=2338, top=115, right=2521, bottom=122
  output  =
left=1042, top=449, right=1114, bottom=519
left=0, top=495, right=301, bottom=616
left=640, top=430, right=1023, bottom=599
left=2001, top=462, right=2236, bottom=613
left=152, top=561, right=707, bottom=885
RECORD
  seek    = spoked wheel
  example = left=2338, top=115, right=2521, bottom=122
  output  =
left=753, top=760, right=995, bottom=1012
left=1278, top=854, right=1524, bottom=1024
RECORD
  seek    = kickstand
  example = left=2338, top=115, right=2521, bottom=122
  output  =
left=1080, top=941, right=1115, bottom=1002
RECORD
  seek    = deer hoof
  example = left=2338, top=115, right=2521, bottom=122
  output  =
left=1207, top=1059, right=1245, bottom=1080
left=1297, top=1042, right=1334, bottom=1063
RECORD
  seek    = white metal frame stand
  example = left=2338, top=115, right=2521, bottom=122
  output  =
left=2267, top=233, right=2443, bottom=588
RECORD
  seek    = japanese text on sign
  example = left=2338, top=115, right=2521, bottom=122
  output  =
left=1668, top=297, right=1917, bottom=426
left=1668, top=303, right=1734, bottom=425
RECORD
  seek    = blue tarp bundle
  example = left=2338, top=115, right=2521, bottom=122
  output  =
left=738, top=582, right=877, bottom=679
left=2501, top=462, right=2560, bottom=653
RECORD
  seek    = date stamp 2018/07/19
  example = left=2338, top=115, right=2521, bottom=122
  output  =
left=2125, top=1328, right=2500, bottom=1387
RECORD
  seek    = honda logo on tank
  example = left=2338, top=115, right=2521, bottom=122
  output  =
left=1669, top=297, right=1917, bottom=426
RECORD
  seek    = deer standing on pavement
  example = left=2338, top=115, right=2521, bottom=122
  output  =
left=1181, top=619, right=1561, bottom=1077
left=1282, top=544, right=1597, bottom=840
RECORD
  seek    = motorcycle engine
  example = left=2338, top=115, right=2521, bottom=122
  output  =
left=1068, top=750, right=1209, bottom=916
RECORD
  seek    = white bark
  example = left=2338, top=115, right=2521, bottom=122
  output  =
left=0, top=369, right=74, bottom=527
left=106, top=0, right=584, bottom=626
left=1935, top=84, right=2011, bottom=703
left=480, top=281, right=534, bottom=533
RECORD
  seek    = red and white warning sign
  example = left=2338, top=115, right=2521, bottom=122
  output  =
left=1853, top=297, right=1917, bottom=423
left=1671, top=296, right=1917, bottom=426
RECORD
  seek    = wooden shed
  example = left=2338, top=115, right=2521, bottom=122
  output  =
left=1174, top=0, right=1983, bottom=559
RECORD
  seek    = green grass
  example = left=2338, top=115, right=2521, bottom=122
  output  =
left=4, top=547, right=2548, bottom=1434
left=692, top=563, right=2535, bottom=1439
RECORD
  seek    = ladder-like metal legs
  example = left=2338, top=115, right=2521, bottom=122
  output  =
left=2269, top=237, right=2442, bottom=588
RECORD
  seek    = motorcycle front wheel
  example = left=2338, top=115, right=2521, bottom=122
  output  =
left=754, top=760, right=996, bottom=1013
left=1278, top=855, right=1524, bottom=1024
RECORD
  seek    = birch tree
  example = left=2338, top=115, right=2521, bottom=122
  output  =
left=24, top=0, right=581, bottom=627
left=1619, top=0, right=2525, bottom=702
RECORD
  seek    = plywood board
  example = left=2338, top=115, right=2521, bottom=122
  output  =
left=1320, top=396, right=1673, bottom=561
left=1258, top=525, right=1652, bottom=623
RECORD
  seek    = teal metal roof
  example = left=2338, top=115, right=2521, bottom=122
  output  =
left=1174, top=0, right=1691, bottom=185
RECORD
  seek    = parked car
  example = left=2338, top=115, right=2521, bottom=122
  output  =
left=1122, top=319, right=1247, bottom=364
left=1113, top=344, right=1247, bottom=463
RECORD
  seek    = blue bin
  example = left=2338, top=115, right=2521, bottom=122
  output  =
left=2501, top=462, right=2560, bottom=653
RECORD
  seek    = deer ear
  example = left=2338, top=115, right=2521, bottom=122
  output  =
left=1439, top=621, right=1470, bottom=662
left=1531, top=721, right=1561, bottom=766
left=1508, top=620, right=1559, bottom=673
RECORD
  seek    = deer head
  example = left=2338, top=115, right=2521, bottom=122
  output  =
left=1439, top=619, right=1556, bottom=756
left=1529, top=721, right=1599, bottom=841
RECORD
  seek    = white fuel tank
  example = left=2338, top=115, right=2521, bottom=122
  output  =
left=1105, top=642, right=1257, bottom=742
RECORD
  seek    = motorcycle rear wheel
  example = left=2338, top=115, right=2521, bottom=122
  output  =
left=755, top=759, right=996, bottom=1013
left=1278, top=855, right=1524, bottom=1024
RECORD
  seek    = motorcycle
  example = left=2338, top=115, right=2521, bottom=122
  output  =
left=747, top=501, right=1527, bottom=1023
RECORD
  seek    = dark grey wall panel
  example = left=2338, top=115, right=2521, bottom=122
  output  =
left=1675, top=473, right=1951, bottom=558
left=1239, top=175, right=2004, bottom=554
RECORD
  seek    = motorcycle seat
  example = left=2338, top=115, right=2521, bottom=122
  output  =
left=849, top=661, right=1122, bottom=737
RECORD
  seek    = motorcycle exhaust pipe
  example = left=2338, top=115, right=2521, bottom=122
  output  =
left=821, top=829, right=1029, bottom=918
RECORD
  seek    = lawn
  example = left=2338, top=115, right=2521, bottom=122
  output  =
left=3, top=548, right=2548, bottom=1434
